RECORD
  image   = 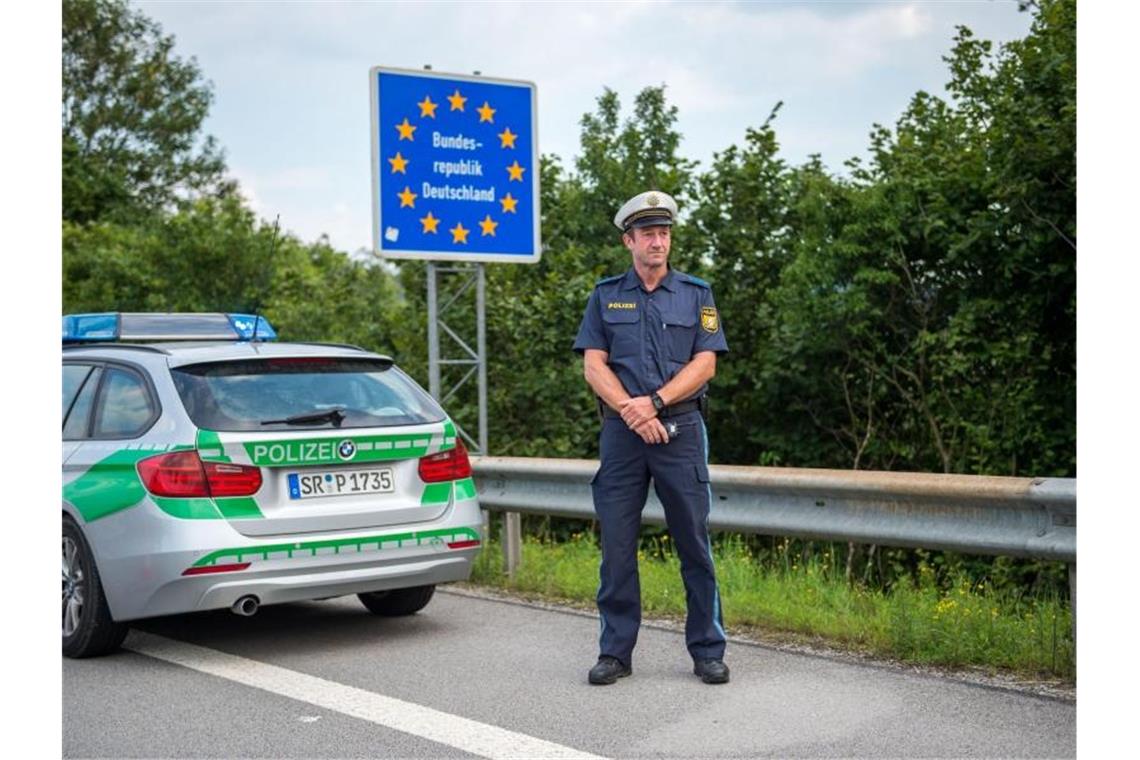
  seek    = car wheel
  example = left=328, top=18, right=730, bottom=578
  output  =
left=63, top=516, right=128, bottom=658
left=357, top=585, right=436, bottom=616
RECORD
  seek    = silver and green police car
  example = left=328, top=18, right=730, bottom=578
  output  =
left=62, top=313, right=482, bottom=658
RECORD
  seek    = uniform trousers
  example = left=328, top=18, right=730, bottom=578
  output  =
left=591, top=409, right=726, bottom=666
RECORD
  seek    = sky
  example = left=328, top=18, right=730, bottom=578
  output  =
left=136, top=0, right=1035, bottom=255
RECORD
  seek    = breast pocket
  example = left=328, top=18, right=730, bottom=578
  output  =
left=662, top=311, right=697, bottom=363
left=602, top=309, right=641, bottom=362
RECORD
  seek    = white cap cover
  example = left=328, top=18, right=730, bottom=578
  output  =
left=613, top=190, right=679, bottom=231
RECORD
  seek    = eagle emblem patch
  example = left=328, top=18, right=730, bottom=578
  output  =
left=700, top=307, right=719, bottom=333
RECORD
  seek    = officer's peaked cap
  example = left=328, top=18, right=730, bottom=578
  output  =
left=614, top=190, right=679, bottom=231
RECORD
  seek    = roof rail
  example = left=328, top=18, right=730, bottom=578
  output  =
left=62, top=343, right=172, bottom=355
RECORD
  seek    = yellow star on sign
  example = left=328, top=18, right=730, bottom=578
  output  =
left=449, top=221, right=470, bottom=244
left=447, top=89, right=467, bottom=111
left=417, top=95, right=438, bottom=119
left=397, top=186, right=417, bottom=208
left=500, top=193, right=518, bottom=214
left=506, top=160, right=526, bottom=182
left=388, top=152, right=409, bottom=174
left=420, top=211, right=440, bottom=234
left=395, top=118, right=416, bottom=141
left=479, top=214, right=499, bottom=237
left=477, top=101, right=496, bottom=123
left=498, top=127, right=517, bottom=149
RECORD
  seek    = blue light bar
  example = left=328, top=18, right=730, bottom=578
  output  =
left=62, top=313, right=277, bottom=343
left=227, top=314, right=278, bottom=341
left=62, top=313, right=119, bottom=342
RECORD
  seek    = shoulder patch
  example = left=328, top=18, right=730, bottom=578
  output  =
left=594, top=274, right=623, bottom=287
left=678, top=272, right=711, bottom=289
left=700, top=306, right=719, bottom=333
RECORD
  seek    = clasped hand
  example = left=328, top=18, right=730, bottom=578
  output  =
left=619, top=396, right=668, bottom=445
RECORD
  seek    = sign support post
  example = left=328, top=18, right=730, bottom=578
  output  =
left=424, top=262, right=487, bottom=455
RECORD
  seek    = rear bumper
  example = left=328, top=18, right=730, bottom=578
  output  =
left=89, top=496, right=483, bottom=622
left=194, top=549, right=476, bottom=613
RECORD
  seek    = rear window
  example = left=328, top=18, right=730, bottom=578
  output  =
left=171, top=358, right=445, bottom=432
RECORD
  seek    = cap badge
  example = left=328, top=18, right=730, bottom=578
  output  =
left=647, top=193, right=660, bottom=207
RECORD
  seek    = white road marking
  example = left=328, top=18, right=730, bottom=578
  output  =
left=126, top=632, right=605, bottom=760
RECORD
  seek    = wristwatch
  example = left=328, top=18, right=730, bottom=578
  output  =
left=650, top=392, right=666, bottom=413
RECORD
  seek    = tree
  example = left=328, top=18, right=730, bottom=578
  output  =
left=64, top=195, right=272, bottom=314
left=63, top=0, right=230, bottom=224
left=574, top=87, right=697, bottom=256
left=684, top=107, right=809, bottom=466
left=753, top=0, right=1075, bottom=477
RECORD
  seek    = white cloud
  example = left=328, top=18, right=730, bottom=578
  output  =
left=247, top=166, right=333, bottom=192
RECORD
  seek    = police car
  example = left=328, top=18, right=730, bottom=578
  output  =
left=62, top=313, right=482, bottom=658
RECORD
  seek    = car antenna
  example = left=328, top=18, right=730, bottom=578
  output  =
left=251, top=215, right=281, bottom=344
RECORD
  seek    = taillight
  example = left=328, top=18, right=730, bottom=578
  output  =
left=138, top=451, right=262, bottom=498
left=138, top=451, right=209, bottom=497
left=205, top=462, right=263, bottom=496
left=418, top=440, right=472, bottom=482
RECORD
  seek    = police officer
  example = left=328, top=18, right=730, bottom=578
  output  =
left=573, top=190, right=730, bottom=685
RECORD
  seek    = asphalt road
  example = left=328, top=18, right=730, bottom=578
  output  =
left=64, top=589, right=1075, bottom=759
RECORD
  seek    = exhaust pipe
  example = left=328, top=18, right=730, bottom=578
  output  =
left=232, top=595, right=259, bottom=617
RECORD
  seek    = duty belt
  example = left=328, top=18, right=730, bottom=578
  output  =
left=602, top=398, right=702, bottom=420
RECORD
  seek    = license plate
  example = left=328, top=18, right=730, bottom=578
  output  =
left=287, top=468, right=394, bottom=500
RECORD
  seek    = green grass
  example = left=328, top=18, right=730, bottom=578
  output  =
left=469, top=533, right=1074, bottom=679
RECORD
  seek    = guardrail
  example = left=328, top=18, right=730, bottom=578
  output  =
left=470, top=457, right=1077, bottom=627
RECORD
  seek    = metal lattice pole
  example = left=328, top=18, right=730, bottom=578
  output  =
left=426, top=263, right=519, bottom=577
left=427, top=263, right=440, bottom=399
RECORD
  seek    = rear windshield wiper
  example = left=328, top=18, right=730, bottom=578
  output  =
left=260, top=407, right=346, bottom=427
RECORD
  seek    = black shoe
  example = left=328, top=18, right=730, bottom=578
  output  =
left=588, top=656, right=631, bottom=685
left=693, top=658, right=730, bottom=684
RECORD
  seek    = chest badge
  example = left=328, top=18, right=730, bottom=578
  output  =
left=700, top=307, right=719, bottom=333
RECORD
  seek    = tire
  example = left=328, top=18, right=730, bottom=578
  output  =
left=357, top=585, right=436, bottom=616
left=63, top=516, right=128, bottom=658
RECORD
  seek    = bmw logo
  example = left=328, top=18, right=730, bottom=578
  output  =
left=337, top=440, right=356, bottom=460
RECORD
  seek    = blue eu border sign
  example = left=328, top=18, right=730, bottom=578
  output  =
left=370, top=67, right=540, bottom=264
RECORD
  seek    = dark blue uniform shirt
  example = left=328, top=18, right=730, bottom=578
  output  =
left=573, top=268, right=728, bottom=399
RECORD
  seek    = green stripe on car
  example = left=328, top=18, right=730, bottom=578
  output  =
left=153, top=496, right=222, bottom=520
left=190, top=526, right=481, bottom=567
left=455, top=478, right=476, bottom=501
left=215, top=496, right=264, bottom=519
left=196, top=429, right=230, bottom=462
left=421, top=482, right=452, bottom=506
